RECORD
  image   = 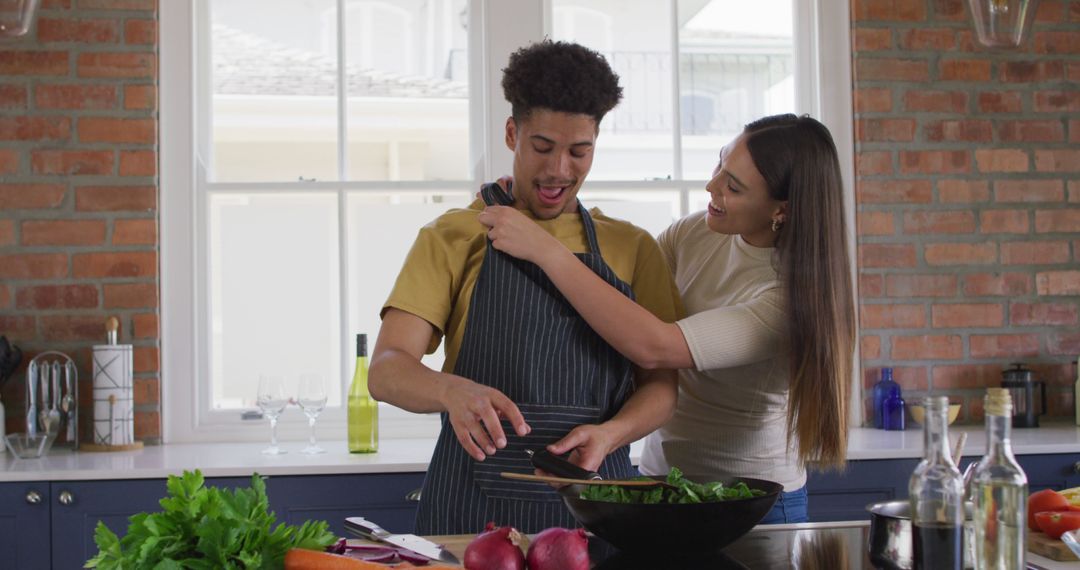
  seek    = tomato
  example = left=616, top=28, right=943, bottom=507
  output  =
left=1034, top=511, right=1080, bottom=539
left=1029, top=489, right=1070, bottom=531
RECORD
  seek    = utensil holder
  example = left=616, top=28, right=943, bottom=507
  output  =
left=92, top=344, right=134, bottom=447
left=26, top=351, right=78, bottom=449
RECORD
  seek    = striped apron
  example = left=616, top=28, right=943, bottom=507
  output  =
left=414, top=182, right=637, bottom=535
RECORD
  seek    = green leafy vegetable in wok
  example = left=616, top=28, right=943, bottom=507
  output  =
left=579, top=466, right=766, bottom=504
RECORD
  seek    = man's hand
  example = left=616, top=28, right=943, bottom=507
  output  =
left=477, top=205, right=562, bottom=266
left=440, top=376, right=530, bottom=461
left=546, top=423, right=621, bottom=474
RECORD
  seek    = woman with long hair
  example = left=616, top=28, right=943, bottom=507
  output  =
left=477, top=113, right=856, bottom=523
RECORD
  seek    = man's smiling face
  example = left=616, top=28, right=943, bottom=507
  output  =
left=506, top=108, right=598, bottom=219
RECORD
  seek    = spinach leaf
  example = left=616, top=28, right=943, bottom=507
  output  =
left=579, top=467, right=767, bottom=504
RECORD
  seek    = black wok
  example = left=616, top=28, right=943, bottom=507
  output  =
left=558, top=475, right=782, bottom=553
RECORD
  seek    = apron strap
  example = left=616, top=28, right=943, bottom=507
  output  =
left=481, top=181, right=515, bottom=206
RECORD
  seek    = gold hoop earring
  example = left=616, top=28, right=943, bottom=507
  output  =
left=771, top=219, right=781, bottom=232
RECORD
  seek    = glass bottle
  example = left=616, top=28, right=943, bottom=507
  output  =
left=883, top=386, right=906, bottom=431
left=873, top=367, right=899, bottom=429
left=347, top=333, right=378, bottom=453
left=909, top=396, right=964, bottom=570
left=971, top=388, right=1027, bottom=570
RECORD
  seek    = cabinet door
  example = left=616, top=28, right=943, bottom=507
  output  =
left=806, top=458, right=919, bottom=521
left=0, top=481, right=51, bottom=570
left=1018, top=453, right=1080, bottom=491
left=51, top=477, right=249, bottom=569
left=267, top=473, right=426, bottom=537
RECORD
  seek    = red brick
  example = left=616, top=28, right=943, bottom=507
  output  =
left=1070, top=62, right=1080, bottom=81
left=858, top=180, right=933, bottom=203
left=132, top=312, right=157, bottom=339
left=76, top=52, right=155, bottom=79
left=939, top=59, right=991, bottom=81
left=0, top=253, right=67, bottom=279
left=0, top=285, right=9, bottom=309
left=859, top=244, right=917, bottom=268
left=113, top=219, right=156, bottom=245
left=904, top=90, right=968, bottom=113
left=903, top=211, right=975, bottom=234
left=899, top=29, right=956, bottom=50
left=0, top=150, right=17, bottom=174
left=78, top=117, right=154, bottom=144
left=43, top=0, right=72, bottom=7
left=36, top=17, right=118, bottom=43
left=41, top=314, right=103, bottom=341
left=1072, top=120, right=1080, bottom=144
left=858, top=118, right=916, bottom=142
left=0, top=316, right=35, bottom=338
left=1036, top=271, right=1080, bottom=295
left=931, top=303, right=1004, bottom=327
left=1036, top=0, right=1066, bottom=22
left=1035, top=31, right=1080, bottom=54
left=861, top=335, right=882, bottom=360
left=124, top=19, right=156, bottom=44
left=123, top=84, right=155, bottom=110
left=35, top=84, right=116, bottom=110
left=855, top=88, right=893, bottom=112
left=134, top=377, right=159, bottom=406
left=15, top=284, right=98, bottom=310
left=858, top=211, right=895, bottom=235
left=856, top=58, right=929, bottom=82
left=0, top=218, right=13, bottom=246
left=78, top=0, right=156, bottom=9
left=978, top=91, right=1023, bottom=113
left=1001, top=240, right=1071, bottom=264
left=939, top=180, right=990, bottom=203
left=1001, top=61, right=1064, bottom=83
left=900, top=150, right=970, bottom=174
left=886, top=274, right=958, bottom=297
left=31, top=150, right=113, bottom=175
left=72, top=251, right=156, bottom=278
left=933, top=364, right=1003, bottom=389
left=0, top=116, right=71, bottom=141
left=0, top=51, right=69, bottom=76
left=134, top=411, right=160, bottom=441
left=857, top=151, right=893, bottom=175
left=930, top=0, right=965, bottom=20
left=1072, top=0, right=1080, bottom=20
left=963, top=273, right=1032, bottom=296
left=1035, top=91, right=1080, bottom=112
left=21, top=219, right=106, bottom=246
left=892, top=335, right=963, bottom=360
left=119, top=150, right=155, bottom=176
left=0, top=85, right=27, bottom=109
left=924, top=120, right=993, bottom=142
left=1071, top=181, right=1080, bottom=203
left=1035, top=149, right=1080, bottom=172
left=75, top=185, right=155, bottom=211
left=104, top=282, right=157, bottom=309
left=980, top=210, right=1029, bottom=233
left=134, top=346, right=158, bottom=373
left=854, top=28, right=893, bottom=51
left=1036, top=210, right=1080, bottom=233
left=853, top=0, right=927, bottom=20
left=0, top=184, right=66, bottom=209
left=861, top=304, right=926, bottom=329
left=1010, top=302, right=1079, bottom=326
left=994, top=179, right=1065, bottom=202
left=1049, top=333, right=1080, bottom=356
left=864, top=366, right=929, bottom=391
left=970, top=334, right=1040, bottom=358
left=974, top=149, right=1029, bottom=172
left=925, top=242, right=997, bottom=265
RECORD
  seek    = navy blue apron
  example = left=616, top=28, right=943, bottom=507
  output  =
left=414, top=183, right=638, bottom=535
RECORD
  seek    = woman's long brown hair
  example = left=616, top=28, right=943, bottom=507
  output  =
left=744, top=114, right=855, bottom=470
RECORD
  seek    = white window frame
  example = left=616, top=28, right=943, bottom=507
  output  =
left=161, top=0, right=856, bottom=443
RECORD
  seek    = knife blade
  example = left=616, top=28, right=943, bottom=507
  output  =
left=344, top=517, right=460, bottom=565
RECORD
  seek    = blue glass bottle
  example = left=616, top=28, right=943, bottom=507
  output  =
left=883, top=388, right=906, bottom=431
left=873, top=367, right=898, bottom=429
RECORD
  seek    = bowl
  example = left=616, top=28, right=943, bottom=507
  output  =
left=4, top=432, right=56, bottom=459
left=559, top=475, right=782, bottom=553
left=909, top=403, right=961, bottom=426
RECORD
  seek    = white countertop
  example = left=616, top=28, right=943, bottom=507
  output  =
left=2, top=422, right=1078, bottom=482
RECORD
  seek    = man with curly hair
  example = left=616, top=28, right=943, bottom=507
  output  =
left=369, top=40, right=683, bottom=534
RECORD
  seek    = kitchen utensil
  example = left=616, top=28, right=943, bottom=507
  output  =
left=63, top=360, right=76, bottom=442
left=4, top=432, right=55, bottom=459
left=559, top=475, right=781, bottom=553
left=1057, top=529, right=1080, bottom=561
left=26, top=359, right=38, bottom=436
left=1001, top=363, right=1047, bottom=428
left=40, top=364, right=60, bottom=436
left=344, top=517, right=460, bottom=565
left=527, top=448, right=601, bottom=480
left=866, top=500, right=976, bottom=570
left=499, top=471, right=677, bottom=489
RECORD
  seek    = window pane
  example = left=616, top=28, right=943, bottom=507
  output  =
left=208, top=192, right=341, bottom=409
left=345, top=0, right=470, bottom=181
left=678, top=0, right=795, bottom=180
left=578, top=190, right=679, bottom=238
left=553, top=0, right=675, bottom=181
left=207, top=0, right=340, bottom=182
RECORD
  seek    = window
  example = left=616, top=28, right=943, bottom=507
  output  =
left=162, top=0, right=855, bottom=442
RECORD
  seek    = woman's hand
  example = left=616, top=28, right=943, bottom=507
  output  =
left=546, top=423, right=621, bottom=474
left=477, top=205, right=562, bottom=266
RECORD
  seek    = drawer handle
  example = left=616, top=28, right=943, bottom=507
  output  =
left=405, top=488, right=422, bottom=502
left=58, top=490, right=74, bottom=506
left=25, top=491, right=42, bottom=505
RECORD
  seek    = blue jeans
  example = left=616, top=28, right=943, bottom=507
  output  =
left=759, top=485, right=808, bottom=524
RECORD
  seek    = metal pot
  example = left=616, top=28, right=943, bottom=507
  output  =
left=866, top=500, right=975, bottom=570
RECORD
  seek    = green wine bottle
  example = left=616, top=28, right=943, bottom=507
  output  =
left=347, top=333, right=378, bottom=453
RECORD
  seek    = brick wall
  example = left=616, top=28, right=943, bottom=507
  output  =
left=0, top=0, right=159, bottom=443
left=853, top=0, right=1080, bottom=424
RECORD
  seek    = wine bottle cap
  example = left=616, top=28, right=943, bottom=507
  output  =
left=356, top=333, right=368, bottom=357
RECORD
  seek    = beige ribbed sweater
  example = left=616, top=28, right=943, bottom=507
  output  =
left=640, top=211, right=804, bottom=491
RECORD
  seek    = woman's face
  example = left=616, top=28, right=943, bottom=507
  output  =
left=704, top=136, right=786, bottom=247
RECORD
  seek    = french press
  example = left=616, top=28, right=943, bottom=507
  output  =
left=1000, top=363, right=1046, bottom=428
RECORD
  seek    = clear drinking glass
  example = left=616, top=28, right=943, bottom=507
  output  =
left=256, top=374, right=290, bottom=455
left=297, top=373, right=328, bottom=454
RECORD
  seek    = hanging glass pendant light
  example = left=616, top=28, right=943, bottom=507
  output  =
left=0, top=0, right=40, bottom=38
left=967, top=0, right=1041, bottom=48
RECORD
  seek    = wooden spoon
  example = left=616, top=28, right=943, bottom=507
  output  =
left=500, top=471, right=678, bottom=489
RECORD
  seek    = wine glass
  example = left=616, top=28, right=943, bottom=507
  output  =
left=297, top=373, right=328, bottom=454
left=256, top=374, right=290, bottom=455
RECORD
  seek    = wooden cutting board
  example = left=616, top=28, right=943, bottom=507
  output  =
left=1028, top=531, right=1079, bottom=562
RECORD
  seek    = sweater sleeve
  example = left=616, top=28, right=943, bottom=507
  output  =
left=675, top=287, right=786, bottom=371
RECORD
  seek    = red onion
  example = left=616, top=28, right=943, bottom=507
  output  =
left=526, top=527, right=589, bottom=570
left=464, top=522, right=526, bottom=570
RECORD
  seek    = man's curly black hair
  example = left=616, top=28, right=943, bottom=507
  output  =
left=501, top=40, right=623, bottom=125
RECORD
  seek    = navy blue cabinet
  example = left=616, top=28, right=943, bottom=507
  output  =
left=0, top=481, right=51, bottom=570
left=267, top=472, right=425, bottom=538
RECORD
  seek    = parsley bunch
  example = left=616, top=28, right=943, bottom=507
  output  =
left=85, top=470, right=336, bottom=569
left=579, top=466, right=766, bottom=504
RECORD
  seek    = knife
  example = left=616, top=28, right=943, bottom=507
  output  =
left=344, top=517, right=460, bottom=565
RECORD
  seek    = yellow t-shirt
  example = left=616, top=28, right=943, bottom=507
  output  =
left=382, top=198, right=685, bottom=372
